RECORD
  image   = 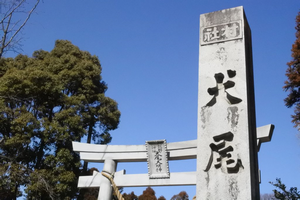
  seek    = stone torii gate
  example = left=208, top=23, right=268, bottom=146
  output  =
left=72, top=126, right=273, bottom=199
left=72, top=6, right=274, bottom=200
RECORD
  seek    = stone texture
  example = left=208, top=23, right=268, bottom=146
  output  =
left=196, top=6, right=260, bottom=200
left=146, top=140, right=170, bottom=179
left=98, top=159, right=116, bottom=200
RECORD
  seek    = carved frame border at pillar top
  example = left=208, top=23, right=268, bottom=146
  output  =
left=200, top=20, right=243, bottom=46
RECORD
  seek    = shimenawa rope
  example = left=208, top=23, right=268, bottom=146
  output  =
left=101, top=171, right=124, bottom=200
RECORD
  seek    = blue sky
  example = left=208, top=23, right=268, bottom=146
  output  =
left=9, top=0, right=300, bottom=199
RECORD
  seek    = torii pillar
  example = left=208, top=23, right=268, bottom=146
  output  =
left=197, top=6, right=260, bottom=199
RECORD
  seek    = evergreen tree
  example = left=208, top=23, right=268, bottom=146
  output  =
left=0, top=40, right=120, bottom=199
left=284, top=11, right=300, bottom=128
left=270, top=179, right=300, bottom=200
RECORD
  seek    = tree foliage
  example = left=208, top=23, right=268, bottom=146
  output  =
left=270, top=178, right=300, bottom=200
left=284, top=11, right=300, bottom=128
left=170, top=191, right=189, bottom=200
left=137, top=187, right=166, bottom=200
left=122, top=188, right=190, bottom=200
left=138, top=187, right=157, bottom=200
left=157, top=196, right=166, bottom=200
left=122, top=191, right=138, bottom=200
left=0, top=0, right=40, bottom=58
left=0, top=40, right=120, bottom=199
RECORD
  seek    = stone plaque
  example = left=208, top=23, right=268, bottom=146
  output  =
left=146, top=140, right=170, bottom=179
left=200, top=20, right=242, bottom=45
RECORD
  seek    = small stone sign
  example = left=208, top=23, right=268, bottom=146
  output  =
left=146, top=140, right=170, bottom=179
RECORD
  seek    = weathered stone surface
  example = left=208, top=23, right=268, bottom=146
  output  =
left=78, top=171, right=197, bottom=188
left=197, top=6, right=260, bottom=200
left=72, top=127, right=272, bottom=163
left=98, top=159, right=116, bottom=200
left=146, top=140, right=170, bottom=179
left=257, top=124, right=275, bottom=151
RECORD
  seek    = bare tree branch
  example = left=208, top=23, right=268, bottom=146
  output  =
left=5, top=0, right=40, bottom=48
left=0, top=11, right=12, bottom=55
left=0, top=0, right=40, bottom=58
left=1, top=0, right=25, bottom=22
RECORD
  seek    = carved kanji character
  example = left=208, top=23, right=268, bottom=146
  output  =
left=204, top=132, right=243, bottom=173
left=221, top=23, right=239, bottom=39
left=203, top=27, right=220, bottom=42
left=206, top=70, right=242, bottom=106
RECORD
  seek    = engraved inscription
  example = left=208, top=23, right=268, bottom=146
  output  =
left=146, top=140, right=170, bottom=179
left=153, top=144, right=163, bottom=172
left=201, top=21, right=242, bottom=45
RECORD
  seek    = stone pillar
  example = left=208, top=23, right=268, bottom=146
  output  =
left=98, top=159, right=116, bottom=200
left=196, top=6, right=259, bottom=200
